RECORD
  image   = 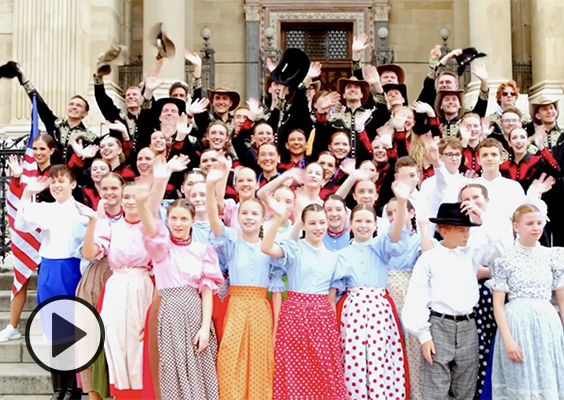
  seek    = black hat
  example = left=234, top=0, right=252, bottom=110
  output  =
left=0, top=61, right=22, bottom=83
left=270, top=48, right=310, bottom=89
left=456, top=47, right=487, bottom=76
left=153, top=97, right=186, bottom=116
left=429, top=202, right=480, bottom=227
left=383, top=83, right=408, bottom=106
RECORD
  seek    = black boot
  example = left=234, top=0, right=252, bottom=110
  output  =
left=60, top=389, right=73, bottom=400
left=50, top=391, right=62, bottom=400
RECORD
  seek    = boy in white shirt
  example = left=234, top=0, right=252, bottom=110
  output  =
left=402, top=202, right=507, bottom=400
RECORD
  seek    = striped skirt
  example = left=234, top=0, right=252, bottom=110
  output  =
left=274, top=291, right=346, bottom=400
left=158, top=285, right=219, bottom=400
left=100, top=267, right=153, bottom=391
left=75, top=257, right=112, bottom=394
left=217, top=286, right=274, bottom=400
left=341, top=286, right=409, bottom=400
left=388, top=270, right=422, bottom=400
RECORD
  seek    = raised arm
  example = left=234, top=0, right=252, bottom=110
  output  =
left=205, top=167, right=226, bottom=238
left=257, top=168, right=300, bottom=201
left=260, top=197, right=289, bottom=258
left=136, top=185, right=158, bottom=238
left=389, top=180, right=410, bottom=242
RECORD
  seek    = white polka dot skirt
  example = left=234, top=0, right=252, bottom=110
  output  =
left=158, top=285, right=219, bottom=400
left=274, top=291, right=347, bottom=400
left=340, top=287, right=409, bottom=400
left=100, top=268, right=153, bottom=391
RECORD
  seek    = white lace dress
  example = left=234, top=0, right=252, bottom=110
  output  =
left=488, top=242, right=564, bottom=400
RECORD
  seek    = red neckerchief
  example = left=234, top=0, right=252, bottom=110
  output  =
left=170, top=235, right=192, bottom=246
left=105, top=208, right=124, bottom=220
left=327, top=227, right=347, bottom=238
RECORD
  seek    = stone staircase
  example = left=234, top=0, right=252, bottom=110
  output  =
left=0, top=270, right=54, bottom=399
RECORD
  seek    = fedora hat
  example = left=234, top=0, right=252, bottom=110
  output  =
left=456, top=47, right=487, bottom=76
left=530, top=96, right=559, bottom=125
left=154, top=97, right=186, bottom=117
left=270, top=48, right=310, bottom=89
left=429, top=202, right=480, bottom=227
left=383, top=83, right=408, bottom=106
left=336, top=76, right=370, bottom=106
left=435, top=89, right=465, bottom=119
left=96, top=44, right=128, bottom=76
left=377, top=64, right=405, bottom=85
left=148, top=22, right=176, bottom=59
left=207, top=84, right=240, bottom=111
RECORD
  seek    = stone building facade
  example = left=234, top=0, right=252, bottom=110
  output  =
left=0, top=0, right=563, bottom=135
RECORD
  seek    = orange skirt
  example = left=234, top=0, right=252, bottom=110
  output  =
left=217, top=286, right=274, bottom=400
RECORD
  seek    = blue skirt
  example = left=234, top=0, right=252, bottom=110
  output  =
left=37, top=257, right=82, bottom=305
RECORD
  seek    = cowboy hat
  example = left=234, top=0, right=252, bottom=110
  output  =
left=435, top=89, right=465, bottom=119
left=270, top=48, right=310, bottom=89
left=456, top=47, right=487, bottom=76
left=383, top=83, right=408, bottom=106
left=96, top=44, right=128, bottom=76
left=377, top=64, right=405, bottom=85
left=207, top=84, right=240, bottom=111
left=429, top=202, right=480, bottom=227
left=148, top=22, right=176, bottom=59
left=530, top=96, right=559, bottom=125
left=336, top=76, right=370, bottom=106
left=153, top=97, right=186, bottom=117
left=0, top=61, right=20, bottom=80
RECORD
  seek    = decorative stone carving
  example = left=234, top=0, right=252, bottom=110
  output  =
left=245, top=4, right=261, bottom=22
left=372, top=4, right=391, bottom=22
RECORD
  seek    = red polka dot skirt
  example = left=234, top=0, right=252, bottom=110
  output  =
left=274, top=291, right=347, bottom=400
left=340, top=287, right=409, bottom=400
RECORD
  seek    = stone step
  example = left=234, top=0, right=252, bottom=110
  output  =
left=0, top=273, right=37, bottom=292
left=0, top=363, right=51, bottom=395
left=0, top=290, right=37, bottom=313
left=0, top=312, right=32, bottom=334
left=0, top=336, right=50, bottom=364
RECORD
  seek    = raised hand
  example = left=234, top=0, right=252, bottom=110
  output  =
left=352, top=34, right=369, bottom=59
left=534, top=125, right=547, bottom=150
left=96, top=199, right=108, bottom=219
left=440, top=48, right=463, bottom=64
left=352, top=169, right=371, bottom=182
left=82, top=144, right=100, bottom=159
left=133, top=185, right=152, bottom=205
left=422, top=134, right=440, bottom=164
left=459, top=121, right=472, bottom=143
left=247, top=97, right=264, bottom=121
left=391, top=114, right=407, bottom=131
left=339, top=158, right=356, bottom=176
left=480, top=118, right=494, bottom=141
left=391, top=180, right=411, bottom=201
left=176, top=114, right=192, bottom=141
left=464, top=169, right=479, bottom=179
left=315, top=92, right=341, bottom=113
left=75, top=201, right=97, bottom=219
left=460, top=200, right=483, bottom=224
left=307, top=62, right=322, bottom=80
left=187, top=98, right=210, bottom=116
left=167, top=154, right=191, bottom=173
left=471, top=60, right=489, bottom=82
left=412, top=101, right=435, bottom=117
left=7, top=155, right=23, bottom=178
left=266, top=195, right=289, bottom=218
left=429, top=45, right=442, bottom=62
left=144, top=76, right=162, bottom=93
left=68, top=137, right=85, bottom=158
left=206, top=167, right=224, bottom=185
left=266, top=57, right=277, bottom=73
left=106, top=120, right=128, bottom=136
left=529, top=172, right=555, bottom=196
left=184, top=49, right=202, bottom=66
left=362, top=65, right=380, bottom=87
left=147, top=58, right=164, bottom=78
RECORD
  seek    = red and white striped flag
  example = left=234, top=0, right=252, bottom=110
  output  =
left=7, top=95, right=42, bottom=299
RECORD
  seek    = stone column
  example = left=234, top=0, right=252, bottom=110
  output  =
left=372, top=4, right=391, bottom=64
left=143, top=0, right=186, bottom=99
left=528, top=0, right=564, bottom=123
left=244, top=4, right=261, bottom=100
left=6, top=0, right=92, bottom=135
left=466, top=0, right=513, bottom=115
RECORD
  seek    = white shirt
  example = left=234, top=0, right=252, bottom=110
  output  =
left=420, top=164, right=470, bottom=218
left=401, top=214, right=508, bottom=344
left=14, top=197, right=88, bottom=259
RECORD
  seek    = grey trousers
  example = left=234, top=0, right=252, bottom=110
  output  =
left=420, top=315, right=479, bottom=400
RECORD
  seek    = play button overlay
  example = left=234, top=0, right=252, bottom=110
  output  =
left=25, top=295, right=105, bottom=374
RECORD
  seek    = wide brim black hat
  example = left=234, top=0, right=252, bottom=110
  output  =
left=383, top=83, right=408, bottom=105
left=270, top=48, right=310, bottom=89
left=153, top=97, right=186, bottom=116
left=429, top=202, right=480, bottom=227
left=0, top=61, right=21, bottom=80
left=456, top=47, right=487, bottom=76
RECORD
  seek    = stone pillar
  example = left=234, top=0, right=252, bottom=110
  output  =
left=244, top=4, right=261, bottom=100
left=528, top=0, right=564, bottom=124
left=6, top=0, right=92, bottom=135
left=143, top=0, right=186, bottom=99
left=372, top=4, right=391, bottom=64
left=466, top=0, right=513, bottom=115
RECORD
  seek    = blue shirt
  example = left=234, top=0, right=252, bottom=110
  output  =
left=388, top=231, right=424, bottom=272
left=271, top=239, right=338, bottom=295
left=209, top=227, right=283, bottom=292
left=333, top=231, right=407, bottom=291
left=323, top=229, right=351, bottom=252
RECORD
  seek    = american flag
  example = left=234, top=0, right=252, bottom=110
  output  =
left=6, top=95, right=42, bottom=299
